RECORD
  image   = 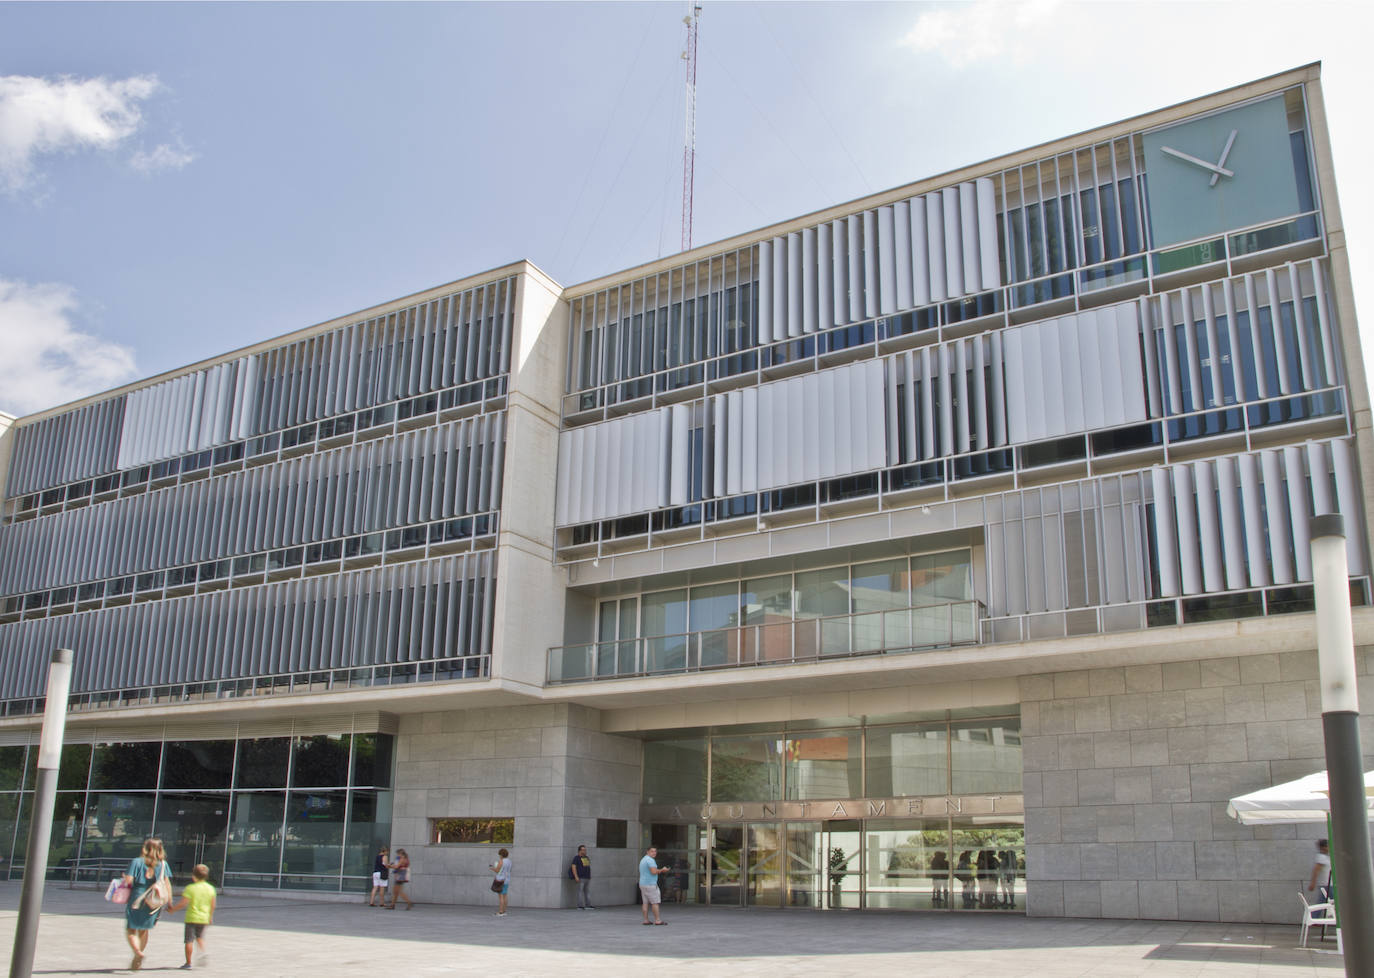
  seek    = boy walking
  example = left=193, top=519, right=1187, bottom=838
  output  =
left=169, top=864, right=216, bottom=969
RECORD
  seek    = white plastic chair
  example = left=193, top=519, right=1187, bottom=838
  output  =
left=1299, top=892, right=1334, bottom=947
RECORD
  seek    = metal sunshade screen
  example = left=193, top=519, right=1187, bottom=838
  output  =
left=1002, top=301, right=1148, bottom=444
left=984, top=477, right=1149, bottom=617
left=757, top=181, right=1000, bottom=342
left=6, top=277, right=515, bottom=498
left=0, top=552, right=496, bottom=700
left=5, top=396, right=126, bottom=498
left=0, top=417, right=502, bottom=596
left=553, top=360, right=886, bottom=526
left=1142, top=437, right=1366, bottom=599
left=1139, top=258, right=1340, bottom=416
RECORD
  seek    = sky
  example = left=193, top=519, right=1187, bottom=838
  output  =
left=2, top=0, right=1373, bottom=420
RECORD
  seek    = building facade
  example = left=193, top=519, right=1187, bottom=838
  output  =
left=1, top=64, right=1371, bottom=923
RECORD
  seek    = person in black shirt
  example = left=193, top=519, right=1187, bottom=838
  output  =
left=569, top=845, right=594, bottom=909
left=369, top=846, right=390, bottom=907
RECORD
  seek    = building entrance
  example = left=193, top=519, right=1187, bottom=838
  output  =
left=648, top=815, right=1024, bottom=911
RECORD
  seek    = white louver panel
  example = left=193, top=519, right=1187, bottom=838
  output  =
left=1146, top=439, right=1360, bottom=595
left=761, top=179, right=1002, bottom=341
left=1003, top=300, right=1148, bottom=443
left=555, top=360, right=887, bottom=526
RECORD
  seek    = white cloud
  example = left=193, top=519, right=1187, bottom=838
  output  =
left=130, top=141, right=197, bottom=174
left=900, top=0, right=1062, bottom=68
left=0, top=278, right=139, bottom=417
left=0, top=74, right=172, bottom=192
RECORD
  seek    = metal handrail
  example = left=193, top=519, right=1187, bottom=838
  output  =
left=546, top=599, right=984, bottom=684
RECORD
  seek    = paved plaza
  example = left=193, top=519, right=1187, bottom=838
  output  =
left=0, top=883, right=1347, bottom=978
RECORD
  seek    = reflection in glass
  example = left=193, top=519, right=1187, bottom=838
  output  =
left=795, top=567, right=848, bottom=657
left=785, top=732, right=861, bottom=800
left=57, top=744, right=93, bottom=792
left=91, top=742, right=161, bottom=790
left=710, top=736, right=781, bottom=802
left=343, top=790, right=392, bottom=878
left=950, top=720, right=1022, bottom=794
left=866, top=724, right=949, bottom=797
left=226, top=791, right=284, bottom=887
left=643, top=589, right=688, bottom=672
left=162, top=741, right=234, bottom=790
left=823, top=824, right=862, bottom=909
left=291, top=735, right=350, bottom=788
left=648, top=823, right=697, bottom=905
left=742, top=574, right=792, bottom=662
left=851, top=558, right=908, bottom=652
left=0, top=747, right=27, bottom=791
left=690, top=582, right=739, bottom=667
left=351, top=734, right=394, bottom=788
left=0, top=793, right=18, bottom=873
left=283, top=790, right=346, bottom=887
left=643, top=739, right=707, bottom=805
left=708, top=823, right=742, bottom=906
left=951, top=818, right=1024, bottom=910
left=236, top=738, right=290, bottom=788
left=39, top=792, right=86, bottom=880
left=863, top=818, right=950, bottom=909
left=784, top=823, right=821, bottom=907
left=81, top=792, right=156, bottom=874
left=745, top=822, right=783, bottom=906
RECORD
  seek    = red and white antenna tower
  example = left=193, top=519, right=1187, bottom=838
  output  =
left=681, top=3, right=701, bottom=252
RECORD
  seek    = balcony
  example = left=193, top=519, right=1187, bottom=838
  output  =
left=546, top=600, right=983, bottom=684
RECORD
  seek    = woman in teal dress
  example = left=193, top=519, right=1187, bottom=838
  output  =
left=122, top=838, right=170, bottom=971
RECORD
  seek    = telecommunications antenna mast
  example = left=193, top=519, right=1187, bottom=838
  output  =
left=681, top=3, right=701, bottom=252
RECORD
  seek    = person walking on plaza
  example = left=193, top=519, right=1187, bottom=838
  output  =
left=569, top=844, right=594, bottom=910
left=369, top=846, right=390, bottom=906
left=638, top=845, right=669, bottom=925
left=491, top=848, right=511, bottom=916
left=168, top=863, right=216, bottom=970
left=388, top=848, right=414, bottom=910
left=122, top=837, right=172, bottom=971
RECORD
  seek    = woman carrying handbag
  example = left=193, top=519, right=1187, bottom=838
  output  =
left=387, top=849, right=414, bottom=910
left=122, top=838, right=172, bottom=971
left=490, top=848, right=511, bottom=916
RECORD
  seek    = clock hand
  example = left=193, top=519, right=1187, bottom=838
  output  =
left=1160, top=145, right=1235, bottom=179
left=1209, top=129, right=1238, bottom=187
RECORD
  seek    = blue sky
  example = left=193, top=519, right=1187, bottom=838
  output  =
left=2, top=1, right=1372, bottom=418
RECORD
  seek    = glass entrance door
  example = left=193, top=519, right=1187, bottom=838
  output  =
left=745, top=823, right=783, bottom=906
left=822, top=823, right=861, bottom=909
left=708, top=823, right=743, bottom=906
left=785, top=822, right=822, bottom=908
left=156, top=792, right=230, bottom=883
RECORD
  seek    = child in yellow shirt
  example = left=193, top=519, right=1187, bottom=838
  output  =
left=168, top=864, right=217, bottom=970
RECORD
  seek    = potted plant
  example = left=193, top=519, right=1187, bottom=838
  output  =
left=828, top=846, right=848, bottom=908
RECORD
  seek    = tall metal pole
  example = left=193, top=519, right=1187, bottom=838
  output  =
left=1310, top=515, right=1373, bottom=976
left=9, top=649, right=73, bottom=978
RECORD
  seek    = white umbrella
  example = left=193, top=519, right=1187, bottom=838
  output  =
left=1227, top=769, right=1374, bottom=825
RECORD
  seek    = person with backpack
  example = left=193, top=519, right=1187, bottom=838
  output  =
left=569, top=844, right=594, bottom=909
left=122, top=837, right=172, bottom=971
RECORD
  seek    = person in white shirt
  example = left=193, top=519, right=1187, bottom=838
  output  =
left=1308, top=838, right=1333, bottom=904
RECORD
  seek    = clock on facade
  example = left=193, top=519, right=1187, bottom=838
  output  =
left=1142, top=94, right=1303, bottom=249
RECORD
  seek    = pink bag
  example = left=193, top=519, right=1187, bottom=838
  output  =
left=106, top=877, right=131, bottom=904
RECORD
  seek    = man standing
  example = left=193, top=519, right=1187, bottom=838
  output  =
left=1309, top=838, right=1334, bottom=903
left=569, top=844, right=594, bottom=910
left=638, top=845, right=668, bottom=925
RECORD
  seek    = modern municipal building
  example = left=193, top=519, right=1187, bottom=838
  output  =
left=1, top=64, right=1370, bottom=923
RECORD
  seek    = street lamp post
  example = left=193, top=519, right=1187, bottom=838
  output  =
left=9, top=649, right=74, bottom=978
left=1310, top=515, right=1373, bottom=976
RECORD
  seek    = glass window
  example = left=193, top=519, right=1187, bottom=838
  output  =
left=90, top=742, right=160, bottom=790
left=795, top=567, right=849, bottom=657
left=0, top=793, right=19, bottom=872
left=161, top=741, right=234, bottom=790
left=82, top=792, right=156, bottom=868
left=351, top=734, right=394, bottom=789
left=225, top=791, right=284, bottom=887
left=642, top=590, right=687, bottom=637
left=851, top=558, right=909, bottom=652
left=864, top=817, right=952, bottom=910
left=743, top=574, right=793, bottom=663
left=290, top=735, right=350, bottom=788
left=155, top=792, right=230, bottom=883
left=912, top=551, right=972, bottom=603
left=282, top=790, right=346, bottom=885
left=711, top=736, right=782, bottom=803
left=236, top=738, right=290, bottom=788
left=866, top=723, right=949, bottom=797
left=343, top=789, right=392, bottom=877
left=643, top=739, right=707, bottom=805
left=690, top=582, right=739, bottom=667
left=785, top=732, right=861, bottom=800
left=950, top=719, right=1022, bottom=794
